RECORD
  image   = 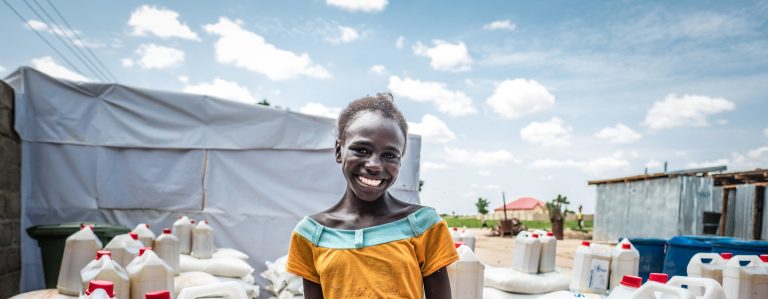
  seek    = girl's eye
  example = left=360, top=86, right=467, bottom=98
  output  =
left=353, top=148, right=369, bottom=154
left=383, top=153, right=399, bottom=159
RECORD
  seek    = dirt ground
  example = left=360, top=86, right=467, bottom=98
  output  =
left=470, top=228, right=598, bottom=269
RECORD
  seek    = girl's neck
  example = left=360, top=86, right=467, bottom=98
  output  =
left=337, top=190, right=395, bottom=216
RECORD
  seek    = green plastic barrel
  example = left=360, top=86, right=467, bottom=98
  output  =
left=26, top=223, right=130, bottom=288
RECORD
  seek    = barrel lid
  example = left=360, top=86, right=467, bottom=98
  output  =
left=711, top=239, right=768, bottom=250
left=620, top=275, right=642, bottom=288
left=86, top=280, right=115, bottom=297
left=648, top=273, right=668, bottom=284
left=145, top=290, right=171, bottom=299
left=667, top=236, right=710, bottom=249
left=625, top=237, right=668, bottom=245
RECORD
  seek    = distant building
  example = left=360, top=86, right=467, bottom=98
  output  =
left=490, top=197, right=549, bottom=221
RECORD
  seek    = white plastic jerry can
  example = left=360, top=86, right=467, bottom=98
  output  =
left=155, top=228, right=180, bottom=275
left=634, top=280, right=695, bottom=299
left=58, top=225, right=103, bottom=296
left=80, top=251, right=129, bottom=299
left=132, top=224, right=155, bottom=248
left=512, top=231, right=542, bottom=274
left=191, top=221, right=214, bottom=259
left=607, top=275, right=642, bottom=298
left=538, top=232, right=557, bottom=274
left=687, top=252, right=727, bottom=284
left=104, top=232, right=143, bottom=268
left=666, top=276, right=726, bottom=299
left=447, top=243, right=484, bottom=299
left=80, top=280, right=116, bottom=299
left=126, top=249, right=174, bottom=299
left=570, top=241, right=611, bottom=294
left=459, top=229, right=477, bottom=252
left=722, top=255, right=768, bottom=299
left=610, top=243, right=640, bottom=290
left=172, top=216, right=193, bottom=255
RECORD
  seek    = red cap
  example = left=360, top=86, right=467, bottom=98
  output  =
left=145, top=223, right=150, bottom=229
left=760, top=255, right=768, bottom=263
left=190, top=220, right=196, bottom=224
left=532, top=234, right=539, bottom=238
left=139, top=247, right=152, bottom=256
left=163, top=228, right=171, bottom=234
left=454, top=242, right=464, bottom=248
left=204, top=220, right=208, bottom=224
left=96, top=250, right=111, bottom=260
left=129, top=232, right=139, bottom=240
left=648, top=273, right=668, bottom=284
left=86, top=280, right=115, bottom=297
left=145, top=290, right=171, bottom=299
left=581, top=241, right=591, bottom=247
left=620, top=275, right=642, bottom=288
left=547, top=232, right=554, bottom=236
left=720, top=253, right=733, bottom=260
left=622, top=243, right=631, bottom=250
left=453, top=227, right=458, bottom=231
left=178, top=216, right=182, bottom=219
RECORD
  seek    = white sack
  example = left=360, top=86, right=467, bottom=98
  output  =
left=174, top=271, right=220, bottom=297
left=213, top=248, right=249, bottom=260
left=179, top=254, right=254, bottom=278
left=485, top=267, right=571, bottom=294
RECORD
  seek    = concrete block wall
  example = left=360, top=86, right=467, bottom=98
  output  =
left=0, top=80, right=21, bottom=298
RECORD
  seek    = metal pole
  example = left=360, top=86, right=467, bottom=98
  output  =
left=502, top=191, right=508, bottom=222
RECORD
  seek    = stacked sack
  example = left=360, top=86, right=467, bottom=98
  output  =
left=260, top=256, right=304, bottom=299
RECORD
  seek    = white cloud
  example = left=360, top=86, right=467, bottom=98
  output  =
left=646, top=160, right=663, bottom=170
left=703, top=146, right=768, bottom=172
left=423, top=162, right=449, bottom=171
left=326, top=0, right=387, bottom=12
left=486, top=79, right=556, bottom=119
left=25, top=20, right=103, bottom=48
left=121, top=58, right=134, bottom=67
left=31, top=56, right=88, bottom=81
left=716, top=119, right=728, bottom=125
left=388, top=76, right=476, bottom=116
left=204, top=17, right=331, bottom=81
left=368, top=64, right=387, bottom=74
left=408, top=114, right=456, bottom=143
left=395, top=36, right=405, bottom=49
left=687, top=159, right=729, bottom=169
left=483, top=20, right=516, bottom=31
left=481, top=184, right=500, bottom=190
left=0, top=65, right=6, bottom=73
left=299, top=102, right=341, bottom=119
left=520, top=117, right=572, bottom=147
left=443, top=147, right=520, bottom=168
left=135, top=44, right=185, bottom=69
left=764, top=128, right=768, bottom=138
left=413, top=40, right=472, bottom=72
left=643, top=94, right=736, bottom=129
left=178, top=75, right=189, bottom=83
left=326, top=26, right=360, bottom=44
left=595, top=123, right=643, bottom=144
left=531, top=151, right=631, bottom=175
left=478, top=170, right=492, bottom=177
left=128, top=5, right=200, bottom=40
left=183, top=78, right=257, bottom=104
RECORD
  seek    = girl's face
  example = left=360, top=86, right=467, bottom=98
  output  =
left=337, top=111, right=406, bottom=202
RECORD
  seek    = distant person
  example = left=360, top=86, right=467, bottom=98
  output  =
left=577, top=205, right=584, bottom=230
left=286, top=94, right=458, bottom=299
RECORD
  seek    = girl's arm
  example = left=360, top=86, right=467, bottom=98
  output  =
left=423, top=267, right=452, bottom=299
left=303, top=278, right=324, bottom=299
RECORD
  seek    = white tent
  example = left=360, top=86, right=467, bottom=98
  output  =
left=5, top=67, right=422, bottom=293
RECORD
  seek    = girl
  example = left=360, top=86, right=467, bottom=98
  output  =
left=287, top=94, right=458, bottom=298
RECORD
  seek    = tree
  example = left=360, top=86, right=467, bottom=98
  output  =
left=257, top=98, right=270, bottom=106
left=546, top=194, right=573, bottom=240
left=475, top=197, right=490, bottom=216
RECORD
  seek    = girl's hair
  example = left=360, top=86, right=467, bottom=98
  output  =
left=337, top=93, right=408, bottom=147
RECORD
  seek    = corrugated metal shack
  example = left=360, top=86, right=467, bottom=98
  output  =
left=713, top=169, right=768, bottom=240
left=588, top=167, right=725, bottom=242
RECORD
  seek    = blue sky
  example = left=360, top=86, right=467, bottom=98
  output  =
left=2, top=0, right=767, bottom=214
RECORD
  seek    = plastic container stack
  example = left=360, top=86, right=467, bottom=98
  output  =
left=155, top=228, right=180, bottom=275
left=191, top=221, right=214, bottom=259
left=447, top=243, right=484, bottom=299
left=80, top=251, right=129, bottom=299
left=570, top=241, right=612, bottom=294
left=722, top=255, right=768, bottom=299
left=58, top=225, right=103, bottom=296
left=667, top=276, right=726, bottom=299
left=535, top=231, right=557, bottom=274
left=512, top=231, right=542, bottom=274
left=126, top=248, right=174, bottom=299
left=459, top=229, right=476, bottom=252
left=132, top=224, right=156, bottom=248
left=610, top=243, right=640, bottom=290
left=104, top=232, right=143, bottom=268
left=173, top=217, right=193, bottom=255
left=687, top=252, right=726, bottom=284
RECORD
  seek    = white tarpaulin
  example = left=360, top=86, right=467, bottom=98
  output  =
left=6, top=67, right=421, bottom=294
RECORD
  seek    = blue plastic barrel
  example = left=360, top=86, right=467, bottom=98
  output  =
left=628, top=238, right=667, bottom=282
left=679, top=235, right=736, bottom=243
left=710, top=239, right=768, bottom=256
left=663, top=236, right=711, bottom=277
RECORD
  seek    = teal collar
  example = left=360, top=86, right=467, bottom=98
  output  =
left=294, top=207, right=442, bottom=249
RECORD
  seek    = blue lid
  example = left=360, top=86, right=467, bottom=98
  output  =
left=667, top=236, right=710, bottom=248
left=628, top=237, right=668, bottom=245
left=711, top=239, right=768, bottom=251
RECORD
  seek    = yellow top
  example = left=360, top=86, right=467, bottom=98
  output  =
left=286, top=207, right=459, bottom=298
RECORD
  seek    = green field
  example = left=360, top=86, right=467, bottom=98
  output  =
left=442, top=216, right=592, bottom=232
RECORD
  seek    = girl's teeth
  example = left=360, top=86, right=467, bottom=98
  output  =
left=359, top=176, right=382, bottom=187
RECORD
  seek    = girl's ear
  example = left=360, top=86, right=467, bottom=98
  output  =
left=335, top=140, right=342, bottom=163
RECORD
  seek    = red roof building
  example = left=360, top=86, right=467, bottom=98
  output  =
left=490, top=197, right=549, bottom=221
left=494, top=197, right=546, bottom=211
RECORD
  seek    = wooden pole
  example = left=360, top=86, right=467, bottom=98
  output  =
left=502, top=192, right=508, bottom=222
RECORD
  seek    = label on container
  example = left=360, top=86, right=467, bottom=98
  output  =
left=588, top=259, right=609, bottom=291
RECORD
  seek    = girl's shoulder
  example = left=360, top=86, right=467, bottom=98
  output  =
left=309, top=202, right=427, bottom=230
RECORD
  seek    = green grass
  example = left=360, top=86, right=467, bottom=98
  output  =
left=442, top=216, right=592, bottom=232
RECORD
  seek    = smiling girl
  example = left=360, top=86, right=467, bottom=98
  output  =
left=286, top=94, right=458, bottom=298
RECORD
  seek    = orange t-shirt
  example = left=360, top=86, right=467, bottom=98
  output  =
left=286, top=207, right=458, bottom=298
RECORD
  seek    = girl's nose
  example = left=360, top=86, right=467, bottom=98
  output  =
left=364, top=156, right=383, bottom=172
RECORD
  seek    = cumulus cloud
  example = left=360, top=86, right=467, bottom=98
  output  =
left=121, top=58, right=134, bottom=68
left=643, top=94, right=735, bottom=129
left=388, top=76, right=476, bottom=116
left=128, top=5, right=200, bottom=40
left=690, top=146, right=768, bottom=172
left=326, top=26, right=361, bottom=44
left=687, top=159, right=729, bottom=169
left=326, top=0, right=388, bottom=12
left=646, top=160, right=663, bottom=170
left=395, top=36, right=405, bottom=49
left=368, top=64, right=386, bottom=74
left=478, top=170, right=492, bottom=177
left=178, top=75, right=189, bottom=83
left=486, top=79, right=555, bottom=119
left=299, top=102, right=341, bottom=119
left=530, top=151, right=631, bottom=175
left=183, top=78, right=257, bottom=104
left=594, top=123, right=643, bottom=144
left=135, top=44, right=185, bottom=69
left=31, top=56, right=89, bottom=81
left=25, top=19, right=103, bottom=48
left=423, top=162, right=449, bottom=171
left=204, top=17, right=331, bottom=80
left=443, top=147, right=520, bottom=168
left=408, top=114, right=456, bottom=143
left=413, top=40, right=472, bottom=72
left=483, top=20, right=516, bottom=31
left=0, top=65, right=6, bottom=73
left=520, top=117, right=572, bottom=147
